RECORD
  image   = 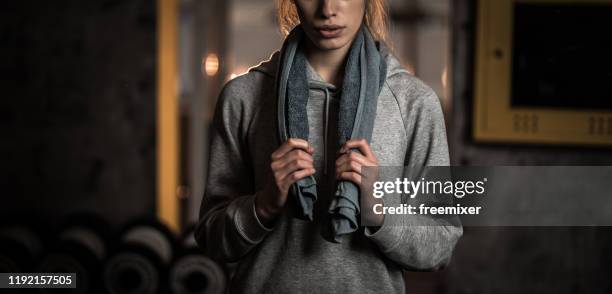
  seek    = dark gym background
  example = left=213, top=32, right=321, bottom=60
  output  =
left=1, top=0, right=612, bottom=293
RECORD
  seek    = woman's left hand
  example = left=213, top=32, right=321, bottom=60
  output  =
left=336, top=139, right=384, bottom=227
left=335, top=139, right=378, bottom=185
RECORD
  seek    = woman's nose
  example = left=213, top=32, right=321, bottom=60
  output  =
left=320, top=0, right=337, bottom=18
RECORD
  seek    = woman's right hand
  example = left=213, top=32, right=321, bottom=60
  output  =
left=255, top=138, right=315, bottom=227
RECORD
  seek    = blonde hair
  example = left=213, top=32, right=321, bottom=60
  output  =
left=276, top=0, right=390, bottom=44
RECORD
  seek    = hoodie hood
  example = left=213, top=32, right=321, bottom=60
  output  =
left=247, top=43, right=406, bottom=82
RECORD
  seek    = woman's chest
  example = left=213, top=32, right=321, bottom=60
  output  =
left=246, top=90, right=408, bottom=188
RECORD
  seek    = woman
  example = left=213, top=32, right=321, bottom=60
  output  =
left=194, top=0, right=462, bottom=293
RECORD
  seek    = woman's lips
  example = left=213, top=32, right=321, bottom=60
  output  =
left=316, top=25, right=345, bottom=39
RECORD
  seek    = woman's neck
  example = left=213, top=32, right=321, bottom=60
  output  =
left=304, top=39, right=352, bottom=87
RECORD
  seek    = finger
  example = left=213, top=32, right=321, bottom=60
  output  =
left=335, top=151, right=370, bottom=167
left=272, top=149, right=314, bottom=170
left=338, top=171, right=362, bottom=186
left=271, top=138, right=312, bottom=160
left=336, top=160, right=362, bottom=178
left=283, top=168, right=316, bottom=188
left=272, top=138, right=310, bottom=160
left=276, top=159, right=315, bottom=181
left=286, top=149, right=314, bottom=163
left=341, top=139, right=375, bottom=159
left=286, top=138, right=313, bottom=153
left=336, top=161, right=379, bottom=185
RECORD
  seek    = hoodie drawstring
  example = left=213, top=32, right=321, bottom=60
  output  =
left=323, top=87, right=330, bottom=175
left=308, top=81, right=336, bottom=176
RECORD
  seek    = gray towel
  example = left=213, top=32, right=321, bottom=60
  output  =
left=275, top=24, right=387, bottom=242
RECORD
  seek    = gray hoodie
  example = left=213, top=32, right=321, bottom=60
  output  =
left=194, top=48, right=463, bottom=294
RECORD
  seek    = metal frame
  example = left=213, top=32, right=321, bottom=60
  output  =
left=473, top=0, right=612, bottom=145
left=157, top=0, right=180, bottom=232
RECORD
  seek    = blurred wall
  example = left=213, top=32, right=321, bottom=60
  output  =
left=446, top=1, right=612, bottom=293
left=179, top=0, right=229, bottom=227
left=227, top=0, right=283, bottom=78
left=0, top=0, right=157, bottom=228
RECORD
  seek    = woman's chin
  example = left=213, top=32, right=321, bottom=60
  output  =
left=312, top=37, right=352, bottom=51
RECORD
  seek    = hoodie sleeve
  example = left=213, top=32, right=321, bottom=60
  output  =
left=193, top=77, right=275, bottom=263
left=364, top=80, right=463, bottom=271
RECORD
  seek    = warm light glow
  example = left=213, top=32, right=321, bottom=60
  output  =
left=227, top=66, right=248, bottom=81
left=203, top=53, right=219, bottom=76
left=441, top=66, right=448, bottom=91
